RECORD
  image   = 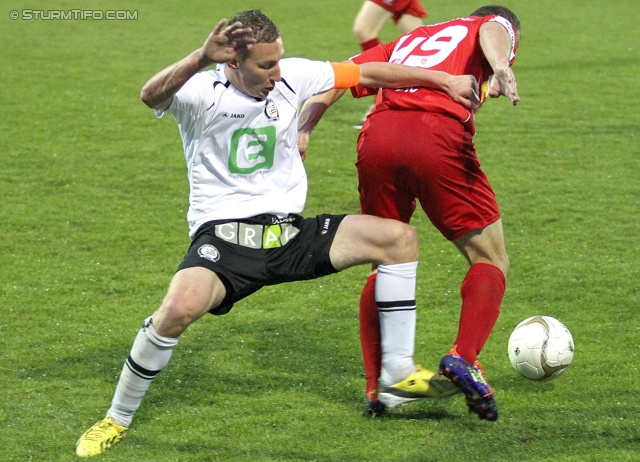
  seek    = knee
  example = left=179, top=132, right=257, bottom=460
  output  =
left=481, top=245, right=509, bottom=277
left=502, top=253, right=510, bottom=276
left=352, top=16, right=375, bottom=42
left=154, top=295, right=201, bottom=337
left=352, top=22, right=367, bottom=42
left=496, top=252, right=510, bottom=277
left=481, top=249, right=509, bottom=277
left=394, top=223, right=419, bottom=262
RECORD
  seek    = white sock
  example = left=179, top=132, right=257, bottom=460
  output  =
left=107, top=317, right=179, bottom=427
left=376, top=262, right=418, bottom=384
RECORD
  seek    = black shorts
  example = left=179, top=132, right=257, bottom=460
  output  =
left=177, top=213, right=346, bottom=315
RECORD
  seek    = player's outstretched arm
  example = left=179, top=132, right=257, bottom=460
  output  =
left=140, top=19, right=255, bottom=110
left=297, top=88, right=347, bottom=160
left=298, top=61, right=479, bottom=158
left=479, top=21, right=520, bottom=105
left=299, top=65, right=479, bottom=130
left=357, top=63, right=479, bottom=109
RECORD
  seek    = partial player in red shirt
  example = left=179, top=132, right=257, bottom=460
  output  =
left=352, top=0, right=429, bottom=128
left=353, top=0, right=429, bottom=52
left=299, top=5, right=521, bottom=421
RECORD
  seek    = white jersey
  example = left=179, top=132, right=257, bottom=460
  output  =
left=158, top=58, right=337, bottom=237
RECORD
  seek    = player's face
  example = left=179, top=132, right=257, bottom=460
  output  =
left=236, top=39, right=284, bottom=99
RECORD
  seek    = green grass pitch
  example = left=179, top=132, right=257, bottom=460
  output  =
left=1, top=0, right=638, bottom=460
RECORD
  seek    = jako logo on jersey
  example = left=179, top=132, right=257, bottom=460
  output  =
left=198, top=244, right=220, bottom=262
left=221, top=112, right=246, bottom=119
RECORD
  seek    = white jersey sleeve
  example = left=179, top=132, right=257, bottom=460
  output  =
left=277, top=58, right=336, bottom=102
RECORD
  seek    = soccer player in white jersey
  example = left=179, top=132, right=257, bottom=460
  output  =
left=75, top=10, right=480, bottom=457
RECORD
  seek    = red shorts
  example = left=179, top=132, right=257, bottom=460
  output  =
left=368, top=0, right=427, bottom=22
left=356, top=110, right=500, bottom=241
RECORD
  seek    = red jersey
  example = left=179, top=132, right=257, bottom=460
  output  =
left=350, top=15, right=517, bottom=129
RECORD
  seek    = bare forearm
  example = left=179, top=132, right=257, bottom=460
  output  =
left=298, top=89, right=346, bottom=133
left=140, top=19, right=255, bottom=110
left=140, top=49, right=210, bottom=109
left=479, top=21, right=520, bottom=104
left=358, top=62, right=478, bottom=109
left=358, top=62, right=451, bottom=90
left=479, top=22, right=512, bottom=70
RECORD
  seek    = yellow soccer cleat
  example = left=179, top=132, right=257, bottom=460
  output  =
left=378, top=365, right=460, bottom=408
left=76, top=417, right=127, bottom=457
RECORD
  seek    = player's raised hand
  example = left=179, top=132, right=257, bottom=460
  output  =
left=200, top=19, right=256, bottom=65
left=489, top=65, right=520, bottom=105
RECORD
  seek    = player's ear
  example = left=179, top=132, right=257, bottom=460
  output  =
left=227, top=59, right=240, bottom=70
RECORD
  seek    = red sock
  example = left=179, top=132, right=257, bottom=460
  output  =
left=453, top=263, right=506, bottom=364
left=360, top=38, right=381, bottom=51
left=359, top=273, right=381, bottom=399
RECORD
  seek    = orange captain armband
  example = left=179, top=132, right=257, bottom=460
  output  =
left=331, top=62, right=361, bottom=89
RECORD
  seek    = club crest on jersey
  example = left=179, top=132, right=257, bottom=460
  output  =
left=264, top=98, right=279, bottom=122
left=198, top=244, right=220, bottom=262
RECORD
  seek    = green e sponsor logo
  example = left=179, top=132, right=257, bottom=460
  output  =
left=229, top=126, right=276, bottom=174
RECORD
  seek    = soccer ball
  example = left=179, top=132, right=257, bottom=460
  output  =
left=507, top=316, right=575, bottom=381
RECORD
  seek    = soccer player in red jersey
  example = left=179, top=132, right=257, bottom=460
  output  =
left=299, top=5, right=521, bottom=421
left=353, top=0, right=428, bottom=52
